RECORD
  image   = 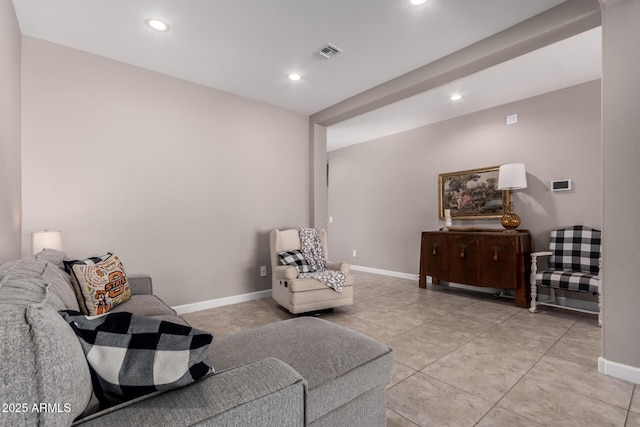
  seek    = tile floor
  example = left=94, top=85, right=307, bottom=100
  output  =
left=182, top=271, right=640, bottom=427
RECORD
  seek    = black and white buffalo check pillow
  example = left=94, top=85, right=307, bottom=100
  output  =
left=60, top=310, right=213, bottom=406
left=278, top=249, right=313, bottom=273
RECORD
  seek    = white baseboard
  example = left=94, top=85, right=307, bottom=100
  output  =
left=350, top=265, right=418, bottom=281
left=173, top=289, right=272, bottom=315
left=598, top=357, right=640, bottom=385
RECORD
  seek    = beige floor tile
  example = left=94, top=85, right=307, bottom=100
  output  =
left=422, top=352, right=522, bottom=404
left=432, top=311, right=499, bottom=335
left=181, top=307, right=229, bottom=323
left=453, top=300, right=522, bottom=323
left=336, top=299, right=387, bottom=319
left=354, top=285, right=394, bottom=300
left=527, top=355, right=634, bottom=409
left=363, top=311, right=425, bottom=336
left=476, top=407, right=544, bottom=427
left=395, top=301, right=444, bottom=323
left=627, top=411, right=640, bottom=427
left=631, top=387, right=640, bottom=413
left=384, top=334, right=450, bottom=371
left=499, top=377, right=628, bottom=427
left=386, top=409, right=420, bottom=427
left=341, top=319, right=398, bottom=342
left=387, top=372, right=493, bottom=427
left=388, top=362, right=417, bottom=389
left=547, top=333, right=601, bottom=368
left=218, top=298, right=270, bottom=312
left=363, top=295, right=415, bottom=312
left=452, top=336, right=543, bottom=375
left=480, top=323, right=559, bottom=353
left=505, top=309, right=577, bottom=338
left=405, top=322, right=476, bottom=351
left=564, top=322, right=602, bottom=341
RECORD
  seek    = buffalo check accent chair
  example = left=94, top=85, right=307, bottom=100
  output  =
left=530, top=225, right=602, bottom=325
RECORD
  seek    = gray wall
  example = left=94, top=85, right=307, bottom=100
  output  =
left=20, top=37, right=310, bottom=307
left=601, top=0, right=640, bottom=374
left=0, top=1, right=22, bottom=263
left=327, top=81, right=602, bottom=274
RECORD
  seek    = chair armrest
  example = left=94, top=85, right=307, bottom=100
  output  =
left=273, top=265, right=299, bottom=280
left=73, top=358, right=305, bottom=427
left=530, top=252, right=553, bottom=281
left=127, top=274, right=153, bottom=295
left=531, top=251, right=553, bottom=259
left=326, top=261, right=350, bottom=274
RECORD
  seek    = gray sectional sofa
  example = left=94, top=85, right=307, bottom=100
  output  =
left=0, top=250, right=393, bottom=426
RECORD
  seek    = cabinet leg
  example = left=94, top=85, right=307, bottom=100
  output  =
left=514, top=284, right=531, bottom=308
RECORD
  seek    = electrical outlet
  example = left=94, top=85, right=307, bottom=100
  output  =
left=259, top=266, right=267, bottom=277
left=352, top=250, right=357, bottom=257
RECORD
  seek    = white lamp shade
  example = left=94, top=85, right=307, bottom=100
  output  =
left=31, top=231, right=63, bottom=255
left=498, top=163, right=528, bottom=190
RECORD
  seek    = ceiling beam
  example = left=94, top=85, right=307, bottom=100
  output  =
left=311, top=0, right=601, bottom=127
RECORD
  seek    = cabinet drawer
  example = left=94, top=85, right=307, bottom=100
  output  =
left=477, top=236, right=517, bottom=288
left=422, top=233, right=448, bottom=279
left=448, top=235, right=478, bottom=285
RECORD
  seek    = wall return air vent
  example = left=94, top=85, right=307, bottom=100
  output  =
left=317, top=43, right=343, bottom=59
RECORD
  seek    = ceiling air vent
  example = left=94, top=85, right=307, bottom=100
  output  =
left=317, top=43, right=343, bottom=59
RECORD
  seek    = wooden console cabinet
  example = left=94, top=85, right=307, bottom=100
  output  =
left=418, top=230, right=533, bottom=308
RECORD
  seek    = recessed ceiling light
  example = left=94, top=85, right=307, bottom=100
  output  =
left=145, top=18, right=170, bottom=32
left=450, top=94, right=463, bottom=101
left=408, top=0, right=427, bottom=6
left=288, top=73, right=302, bottom=81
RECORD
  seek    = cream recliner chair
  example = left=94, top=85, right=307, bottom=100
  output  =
left=270, top=228, right=353, bottom=314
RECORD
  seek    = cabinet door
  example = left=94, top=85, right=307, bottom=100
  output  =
left=422, top=233, right=448, bottom=280
left=477, top=236, right=517, bottom=288
left=448, top=234, right=479, bottom=285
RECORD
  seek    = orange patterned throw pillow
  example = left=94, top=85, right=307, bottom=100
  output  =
left=64, top=253, right=132, bottom=316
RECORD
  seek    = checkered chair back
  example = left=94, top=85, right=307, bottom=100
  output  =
left=549, top=225, right=601, bottom=275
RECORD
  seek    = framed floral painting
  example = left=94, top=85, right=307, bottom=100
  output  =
left=438, top=166, right=505, bottom=220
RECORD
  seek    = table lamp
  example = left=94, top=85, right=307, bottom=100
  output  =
left=497, top=163, right=527, bottom=231
left=31, top=230, right=63, bottom=255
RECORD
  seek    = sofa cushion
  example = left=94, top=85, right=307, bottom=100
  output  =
left=278, top=249, right=312, bottom=273
left=61, top=310, right=214, bottom=406
left=210, top=317, right=393, bottom=424
left=0, top=257, right=79, bottom=311
left=108, top=294, right=178, bottom=317
left=0, top=276, right=93, bottom=425
left=33, top=248, right=67, bottom=265
left=64, top=253, right=132, bottom=315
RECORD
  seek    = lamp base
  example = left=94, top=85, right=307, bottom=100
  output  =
left=501, top=212, right=521, bottom=232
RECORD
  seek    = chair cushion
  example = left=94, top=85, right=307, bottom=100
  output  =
left=536, top=270, right=600, bottom=293
left=550, top=225, right=601, bottom=274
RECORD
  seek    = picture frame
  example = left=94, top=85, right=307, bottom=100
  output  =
left=438, top=166, right=505, bottom=220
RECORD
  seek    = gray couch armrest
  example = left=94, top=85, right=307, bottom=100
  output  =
left=127, top=274, right=153, bottom=295
left=73, top=358, right=305, bottom=427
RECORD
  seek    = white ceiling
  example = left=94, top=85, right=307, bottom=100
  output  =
left=12, top=0, right=601, bottom=150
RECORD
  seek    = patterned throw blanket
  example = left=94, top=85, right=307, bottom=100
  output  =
left=297, top=227, right=346, bottom=292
